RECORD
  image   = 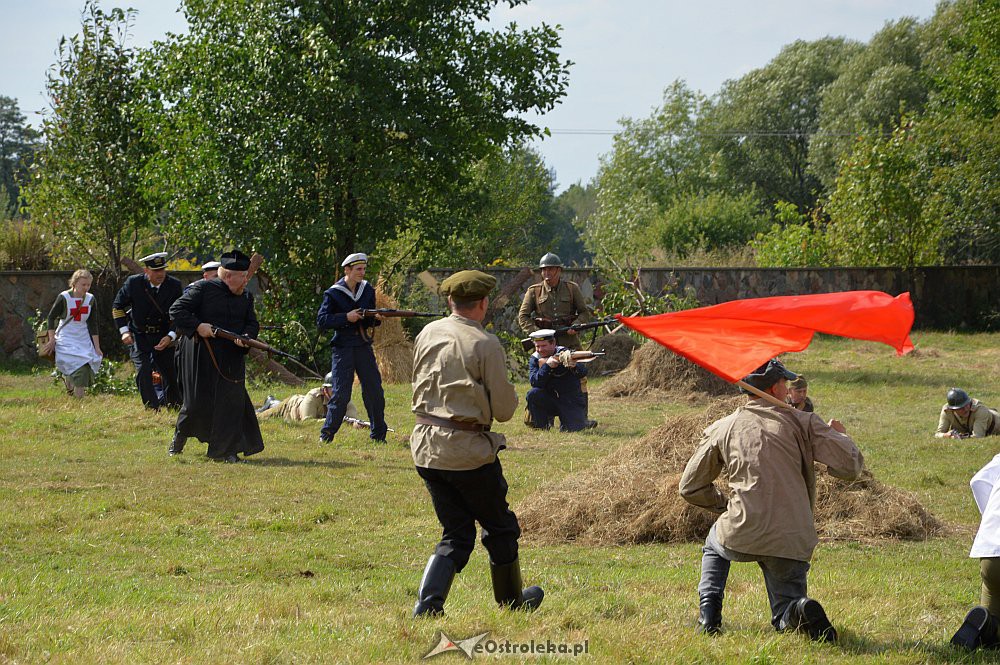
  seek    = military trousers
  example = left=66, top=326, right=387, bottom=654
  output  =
left=525, top=387, right=588, bottom=431
left=698, top=523, right=811, bottom=630
left=416, top=459, right=521, bottom=572
left=981, top=558, right=1000, bottom=616
left=129, top=335, right=179, bottom=409
left=320, top=344, right=386, bottom=441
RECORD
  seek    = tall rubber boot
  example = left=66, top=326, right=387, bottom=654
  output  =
left=490, top=558, right=544, bottom=611
left=782, top=597, right=837, bottom=642
left=413, top=555, right=456, bottom=617
left=951, top=606, right=1000, bottom=650
left=698, top=594, right=723, bottom=635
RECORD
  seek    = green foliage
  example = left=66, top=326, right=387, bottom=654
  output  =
left=593, top=269, right=699, bottom=322
left=50, top=358, right=136, bottom=396
left=0, top=96, right=40, bottom=213
left=0, top=220, right=51, bottom=269
left=704, top=38, right=862, bottom=210
left=934, top=0, right=1000, bottom=119
left=752, top=202, right=834, bottom=267
left=656, top=190, right=769, bottom=258
left=22, top=3, right=154, bottom=277
left=142, top=0, right=570, bottom=359
left=826, top=120, right=944, bottom=267
left=809, top=18, right=930, bottom=189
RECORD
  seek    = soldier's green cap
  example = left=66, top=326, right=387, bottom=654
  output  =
left=439, top=270, right=496, bottom=300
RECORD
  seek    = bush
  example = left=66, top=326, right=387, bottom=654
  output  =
left=0, top=220, right=51, bottom=269
left=656, top=191, right=769, bottom=258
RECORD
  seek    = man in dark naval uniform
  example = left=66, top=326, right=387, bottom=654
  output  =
left=112, top=252, right=183, bottom=409
left=525, top=329, right=597, bottom=431
left=316, top=252, right=388, bottom=443
left=167, top=250, right=264, bottom=463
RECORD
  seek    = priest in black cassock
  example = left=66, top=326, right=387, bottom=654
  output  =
left=167, top=250, right=264, bottom=463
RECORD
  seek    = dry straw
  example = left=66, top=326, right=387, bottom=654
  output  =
left=599, top=341, right=736, bottom=398
left=371, top=281, right=414, bottom=384
left=519, top=394, right=943, bottom=546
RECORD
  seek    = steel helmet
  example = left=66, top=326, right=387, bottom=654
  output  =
left=323, top=372, right=334, bottom=387
left=946, top=388, right=971, bottom=410
left=539, top=252, right=563, bottom=268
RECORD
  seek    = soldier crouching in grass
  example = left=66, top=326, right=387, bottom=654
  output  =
left=679, top=359, right=864, bottom=642
left=410, top=270, right=543, bottom=617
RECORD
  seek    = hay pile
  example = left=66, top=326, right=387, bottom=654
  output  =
left=599, top=340, right=736, bottom=398
left=372, top=284, right=413, bottom=384
left=585, top=333, right=639, bottom=376
left=519, top=395, right=944, bottom=546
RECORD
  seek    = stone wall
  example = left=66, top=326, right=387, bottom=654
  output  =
left=3, top=266, right=997, bottom=363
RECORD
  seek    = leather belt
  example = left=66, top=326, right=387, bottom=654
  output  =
left=415, top=414, right=490, bottom=432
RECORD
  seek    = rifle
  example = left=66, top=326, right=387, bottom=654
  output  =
left=358, top=308, right=440, bottom=318
left=520, top=317, right=618, bottom=352
left=211, top=326, right=324, bottom=380
left=344, top=416, right=395, bottom=432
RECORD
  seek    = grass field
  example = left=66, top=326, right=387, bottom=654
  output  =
left=1, top=332, right=999, bottom=664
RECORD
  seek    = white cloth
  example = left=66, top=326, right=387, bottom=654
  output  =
left=970, top=452, right=1000, bottom=558
left=54, top=291, right=102, bottom=377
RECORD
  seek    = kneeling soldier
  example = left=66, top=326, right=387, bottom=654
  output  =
left=525, top=329, right=596, bottom=431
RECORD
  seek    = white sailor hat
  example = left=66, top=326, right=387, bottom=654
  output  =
left=201, top=260, right=221, bottom=271
left=139, top=252, right=168, bottom=269
left=529, top=329, right=557, bottom=340
left=341, top=252, right=368, bottom=267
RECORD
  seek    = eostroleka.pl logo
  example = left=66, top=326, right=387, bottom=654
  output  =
left=423, top=632, right=589, bottom=659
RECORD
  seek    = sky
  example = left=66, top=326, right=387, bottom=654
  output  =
left=3, top=0, right=942, bottom=191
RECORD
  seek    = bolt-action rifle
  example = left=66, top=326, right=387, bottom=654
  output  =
left=211, top=326, right=324, bottom=380
left=344, top=416, right=395, bottom=432
left=520, top=317, right=618, bottom=352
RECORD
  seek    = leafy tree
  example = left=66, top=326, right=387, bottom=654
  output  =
left=23, top=3, right=153, bottom=276
left=582, top=81, right=709, bottom=267
left=656, top=190, right=769, bottom=259
left=934, top=0, right=1000, bottom=119
left=809, top=19, right=929, bottom=189
left=704, top=38, right=862, bottom=209
left=825, top=121, right=944, bottom=267
left=0, top=97, right=40, bottom=215
left=143, top=0, right=570, bottom=353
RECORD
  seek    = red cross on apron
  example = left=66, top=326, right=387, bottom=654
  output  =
left=69, top=299, right=89, bottom=321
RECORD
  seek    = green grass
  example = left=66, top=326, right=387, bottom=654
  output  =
left=1, top=332, right=1000, bottom=663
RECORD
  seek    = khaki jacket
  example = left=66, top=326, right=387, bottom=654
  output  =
left=259, top=388, right=358, bottom=422
left=518, top=279, right=590, bottom=349
left=410, top=314, right=518, bottom=470
left=936, top=400, right=999, bottom=438
left=680, top=401, right=864, bottom=562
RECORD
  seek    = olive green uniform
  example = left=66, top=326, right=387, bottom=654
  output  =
left=518, top=279, right=591, bottom=350
left=937, top=400, right=999, bottom=438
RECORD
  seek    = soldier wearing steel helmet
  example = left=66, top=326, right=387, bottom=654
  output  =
left=255, top=373, right=360, bottom=423
left=936, top=388, right=999, bottom=439
left=517, top=252, right=591, bottom=351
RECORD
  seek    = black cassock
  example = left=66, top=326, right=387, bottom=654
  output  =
left=169, top=279, right=264, bottom=459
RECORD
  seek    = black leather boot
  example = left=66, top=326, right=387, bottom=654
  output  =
left=168, top=430, right=187, bottom=456
left=413, top=555, right=456, bottom=617
left=698, top=594, right=723, bottom=635
left=490, top=558, right=544, bottom=611
left=951, top=606, right=1000, bottom=650
left=782, top=597, right=837, bottom=642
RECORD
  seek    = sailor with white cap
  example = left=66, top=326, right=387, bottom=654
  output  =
left=112, top=252, right=183, bottom=408
left=525, top=328, right=595, bottom=431
left=316, top=252, right=388, bottom=443
left=200, top=260, right=221, bottom=280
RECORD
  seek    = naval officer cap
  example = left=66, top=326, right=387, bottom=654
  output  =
left=341, top=252, right=368, bottom=267
left=139, top=252, right=168, bottom=270
left=201, top=260, right=221, bottom=271
left=529, top=329, right=556, bottom=340
left=439, top=270, right=496, bottom=300
left=219, top=250, right=251, bottom=271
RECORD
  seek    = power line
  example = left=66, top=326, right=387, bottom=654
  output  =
left=547, top=129, right=894, bottom=138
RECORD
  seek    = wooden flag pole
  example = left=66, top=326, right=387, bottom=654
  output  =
left=736, top=379, right=792, bottom=409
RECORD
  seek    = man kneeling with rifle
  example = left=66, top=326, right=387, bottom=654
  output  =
left=526, top=329, right=599, bottom=432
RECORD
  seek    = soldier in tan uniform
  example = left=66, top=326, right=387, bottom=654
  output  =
left=410, top=270, right=544, bottom=617
left=935, top=388, right=999, bottom=439
left=518, top=252, right=591, bottom=350
left=256, top=372, right=359, bottom=422
left=680, top=359, right=864, bottom=642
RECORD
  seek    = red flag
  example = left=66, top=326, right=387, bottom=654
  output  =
left=617, top=291, right=915, bottom=382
